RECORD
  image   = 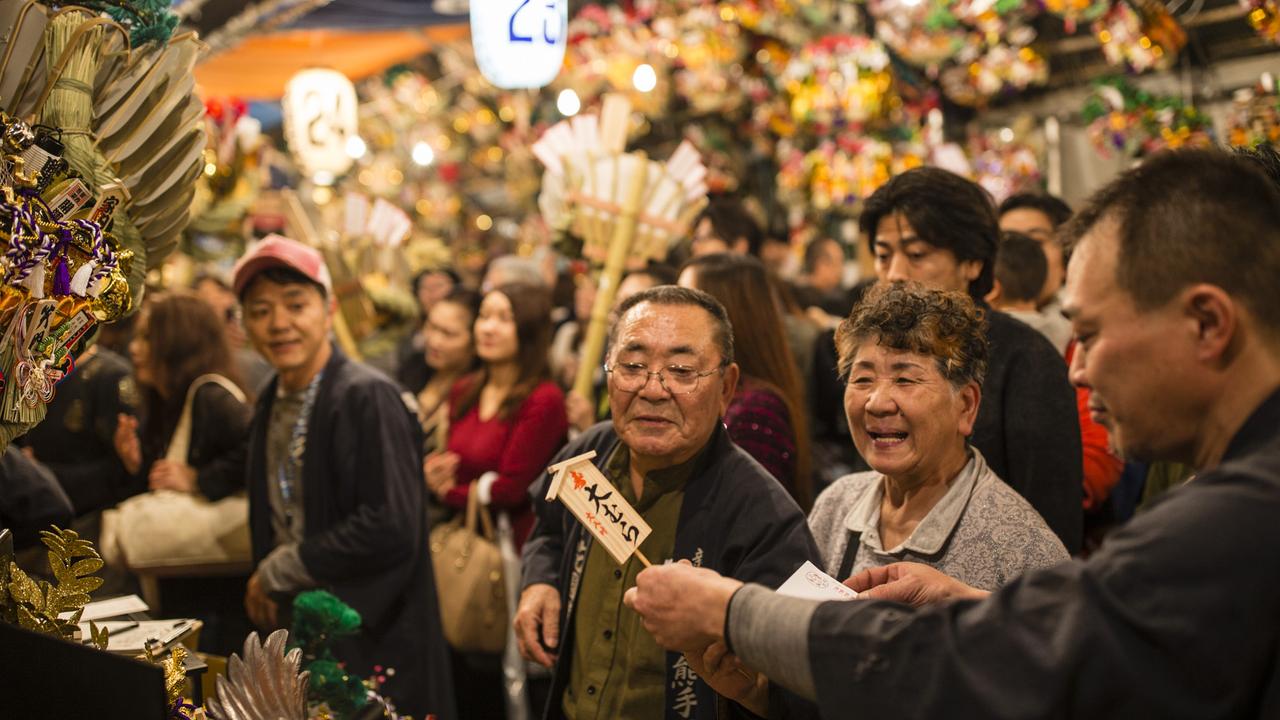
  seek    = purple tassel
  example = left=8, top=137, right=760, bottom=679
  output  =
left=53, top=257, right=71, bottom=296
left=52, top=229, right=73, bottom=296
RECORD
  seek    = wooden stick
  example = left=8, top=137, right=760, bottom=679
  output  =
left=573, top=151, right=650, bottom=399
left=282, top=188, right=366, bottom=359
left=633, top=549, right=652, bottom=568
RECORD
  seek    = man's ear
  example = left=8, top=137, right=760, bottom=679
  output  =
left=719, top=362, right=741, bottom=413
left=985, top=280, right=1003, bottom=305
left=1183, top=284, right=1237, bottom=366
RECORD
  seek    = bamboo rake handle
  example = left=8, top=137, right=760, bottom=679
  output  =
left=573, top=152, right=649, bottom=399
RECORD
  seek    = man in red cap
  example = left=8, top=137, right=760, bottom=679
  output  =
left=232, top=234, right=455, bottom=718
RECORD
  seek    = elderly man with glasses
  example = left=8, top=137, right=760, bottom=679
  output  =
left=516, top=285, right=819, bottom=720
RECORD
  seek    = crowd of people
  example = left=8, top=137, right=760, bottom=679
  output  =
left=2, top=145, right=1276, bottom=719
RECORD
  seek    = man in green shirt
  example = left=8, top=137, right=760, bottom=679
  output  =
left=517, top=286, right=818, bottom=720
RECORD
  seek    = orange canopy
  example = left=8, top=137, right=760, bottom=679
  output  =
left=195, top=25, right=469, bottom=99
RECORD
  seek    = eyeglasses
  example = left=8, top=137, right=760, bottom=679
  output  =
left=604, top=361, right=725, bottom=395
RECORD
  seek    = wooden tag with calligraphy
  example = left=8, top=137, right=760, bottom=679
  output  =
left=545, top=451, right=653, bottom=567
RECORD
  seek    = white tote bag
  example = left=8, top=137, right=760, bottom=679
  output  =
left=101, top=374, right=252, bottom=569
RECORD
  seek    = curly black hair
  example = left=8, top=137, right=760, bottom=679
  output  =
left=836, top=282, right=989, bottom=389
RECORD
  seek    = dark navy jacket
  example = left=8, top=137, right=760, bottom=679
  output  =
left=246, top=348, right=455, bottom=719
left=523, top=421, right=820, bottom=720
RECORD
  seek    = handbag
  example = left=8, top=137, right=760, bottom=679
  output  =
left=100, top=374, right=252, bottom=569
left=430, top=483, right=508, bottom=653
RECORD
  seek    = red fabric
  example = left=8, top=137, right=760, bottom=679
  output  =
left=443, top=379, right=568, bottom=548
left=724, top=377, right=797, bottom=494
left=1066, top=342, right=1124, bottom=510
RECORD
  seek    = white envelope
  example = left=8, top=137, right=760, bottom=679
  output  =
left=776, top=561, right=859, bottom=602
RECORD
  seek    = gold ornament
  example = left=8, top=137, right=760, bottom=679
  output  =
left=140, top=643, right=194, bottom=716
left=1, top=526, right=108, bottom=649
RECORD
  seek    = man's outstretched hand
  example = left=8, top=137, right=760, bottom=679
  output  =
left=623, top=560, right=743, bottom=653
left=845, top=563, right=989, bottom=607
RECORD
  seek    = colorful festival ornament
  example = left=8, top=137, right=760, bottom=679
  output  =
left=1, top=526, right=109, bottom=649
left=781, top=35, right=895, bottom=129
left=1242, top=0, right=1280, bottom=43
left=1044, top=0, right=1110, bottom=33
left=1093, top=0, right=1185, bottom=72
left=940, top=41, right=1048, bottom=106
left=1082, top=77, right=1214, bottom=159
left=1226, top=79, right=1280, bottom=147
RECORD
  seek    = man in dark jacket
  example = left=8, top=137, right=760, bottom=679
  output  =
left=19, top=345, right=136, bottom=516
left=0, top=446, right=73, bottom=551
left=232, top=235, right=455, bottom=719
left=628, top=149, right=1280, bottom=720
left=856, top=167, right=1083, bottom=552
left=515, top=286, right=819, bottom=720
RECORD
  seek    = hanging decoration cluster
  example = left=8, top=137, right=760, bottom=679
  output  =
left=0, top=0, right=204, bottom=445
left=331, top=0, right=1230, bottom=252
left=1082, top=76, right=1214, bottom=159
left=1227, top=82, right=1280, bottom=148
left=1241, top=0, right=1280, bottom=43
left=1091, top=0, right=1186, bottom=73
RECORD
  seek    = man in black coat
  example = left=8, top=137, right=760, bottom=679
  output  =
left=0, top=446, right=73, bottom=551
left=19, top=345, right=136, bottom=516
left=629, top=149, right=1280, bottom=720
left=232, top=235, right=455, bottom=719
left=515, top=287, right=819, bottom=720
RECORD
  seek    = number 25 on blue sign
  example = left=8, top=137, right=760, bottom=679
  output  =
left=509, top=0, right=563, bottom=44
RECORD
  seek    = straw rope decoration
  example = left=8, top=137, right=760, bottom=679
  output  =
left=37, top=9, right=146, bottom=312
left=0, top=2, right=199, bottom=448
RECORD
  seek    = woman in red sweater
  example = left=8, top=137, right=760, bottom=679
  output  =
left=424, top=282, right=568, bottom=549
left=425, top=282, right=567, bottom=719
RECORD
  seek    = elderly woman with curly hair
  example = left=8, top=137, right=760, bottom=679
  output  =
left=808, top=282, right=1068, bottom=588
left=657, top=283, right=1070, bottom=719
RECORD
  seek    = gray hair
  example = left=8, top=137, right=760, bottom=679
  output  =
left=609, top=285, right=734, bottom=365
left=483, top=255, right=545, bottom=290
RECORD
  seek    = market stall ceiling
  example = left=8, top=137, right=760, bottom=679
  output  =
left=188, top=0, right=468, bottom=99
left=187, top=0, right=1279, bottom=101
left=193, top=25, right=469, bottom=98
left=1007, top=0, right=1271, bottom=97
left=182, top=0, right=466, bottom=37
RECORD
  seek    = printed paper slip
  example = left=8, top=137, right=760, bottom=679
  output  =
left=545, top=451, right=653, bottom=566
left=98, top=619, right=197, bottom=653
left=59, top=593, right=149, bottom=622
left=776, top=561, right=858, bottom=601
